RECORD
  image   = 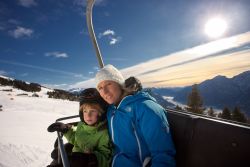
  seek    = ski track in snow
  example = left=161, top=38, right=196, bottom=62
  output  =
left=0, top=143, right=48, bottom=167
left=0, top=85, right=80, bottom=167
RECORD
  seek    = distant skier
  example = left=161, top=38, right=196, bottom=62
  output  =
left=47, top=88, right=112, bottom=167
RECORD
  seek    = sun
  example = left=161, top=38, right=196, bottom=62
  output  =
left=204, top=17, right=227, bottom=38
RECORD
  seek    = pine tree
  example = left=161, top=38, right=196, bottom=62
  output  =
left=186, top=84, right=204, bottom=114
left=231, top=107, right=247, bottom=123
left=207, top=107, right=215, bottom=117
left=217, top=112, right=222, bottom=118
left=220, top=107, right=231, bottom=120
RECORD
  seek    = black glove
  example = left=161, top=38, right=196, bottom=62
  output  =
left=47, top=122, right=72, bottom=133
left=51, top=142, right=74, bottom=160
left=70, top=152, right=98, bottom=167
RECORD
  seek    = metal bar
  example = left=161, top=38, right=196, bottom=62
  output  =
left=166, top=107, right=250, bottom=128
left=86, top=0, right=104, bottom=68
left=55, top=115, right=79, bottom=167
left=56, top=115, right=79, bottom=122
left=57, top=132, right=70, bottom=167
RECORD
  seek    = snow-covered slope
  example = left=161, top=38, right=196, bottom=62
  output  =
left=0, top=85, right=79, bottom=167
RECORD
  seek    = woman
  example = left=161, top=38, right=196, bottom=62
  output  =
left=95, top=64, right=176, bottom=167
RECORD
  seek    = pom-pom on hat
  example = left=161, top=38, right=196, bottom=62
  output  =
left=95, top=64, right=125, bottom=86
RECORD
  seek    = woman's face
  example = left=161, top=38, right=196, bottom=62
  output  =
left=82, top=104, right=101, bottom=126
left=97, top=80, right=123, bottom=105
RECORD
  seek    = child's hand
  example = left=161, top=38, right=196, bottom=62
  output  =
left=47, top=122, right=72, bottom=133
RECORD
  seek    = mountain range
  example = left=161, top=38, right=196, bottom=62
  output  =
left=152, top=71, right=250, bottom=116
left=1, top=70, right=250, bottom=116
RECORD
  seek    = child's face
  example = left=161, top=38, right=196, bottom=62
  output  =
left=82, top=104, right=102, bottom=126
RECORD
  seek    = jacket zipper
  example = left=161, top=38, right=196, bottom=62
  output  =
left=111, top=95, right=131, bottom=142
left=111, top=112, right=115, bottom=142
left=132, top=122, right=143, bottom=164
left=111, top=152, right=123, bottom=167
left=111, top=95, right=135, bottom=166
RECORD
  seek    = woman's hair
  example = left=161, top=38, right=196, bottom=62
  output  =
left=124, top=76, right=142, bottom=94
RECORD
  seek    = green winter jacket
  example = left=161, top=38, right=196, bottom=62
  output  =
left=64, top=121, right=112, bottom=167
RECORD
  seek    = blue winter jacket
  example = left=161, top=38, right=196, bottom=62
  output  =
left=107, top=91, right=176, bottom=167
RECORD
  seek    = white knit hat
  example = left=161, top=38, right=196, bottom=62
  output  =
left=95, top=64, right=125, bottom=86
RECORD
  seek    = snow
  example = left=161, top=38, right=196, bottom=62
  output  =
left=0, top=85, right=80, bottom=167
left=163, top=96, right=187, bottom=109
left=0, top=75, right=13, bottom=80
left=163, top=96, right=222, bottom=115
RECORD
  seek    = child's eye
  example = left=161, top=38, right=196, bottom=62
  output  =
left=89, top=109, right=98, bottom=113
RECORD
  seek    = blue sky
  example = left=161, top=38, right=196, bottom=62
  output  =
left=1, top=0, right=250, bottom=89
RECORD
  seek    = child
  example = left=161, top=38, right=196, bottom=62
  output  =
left=47, top=88, right=112, bottom=167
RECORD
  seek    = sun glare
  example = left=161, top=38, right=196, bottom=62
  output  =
left=204, top=17, right=227, bottom=38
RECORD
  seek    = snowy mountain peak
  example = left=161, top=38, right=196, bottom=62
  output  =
left=0, top=75, right=14, bottom=80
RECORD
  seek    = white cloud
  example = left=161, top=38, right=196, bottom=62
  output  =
left=99, top=29, right=120, bottom=45
left=45, top=52, right=69, bottom=58
left=99, top=29, right=115, bottom=38
left=103, top=29, right=115, bottom=36
left=20, top=73, right=28, bottom=77
left=104, top=57, right=126, bottom=61
left=0, top=59, right=87, bottom=78
left=0, top=70, right=8, bottom=75
left=26, top=52, right=34, bottom=55
left=69, top=78, right=95, bottom=89
left=8, top=19, right=21, bottom=25
left=18, top=0, right=37, bottom=7
left=9, top=26, right=34, bottom=39
left=93, top=66, right=99, bottom=70
left=0, top=26, right=5, bottom=31
left=110, top=37, right=119, bottom=45
left=73, top=74, right=84, bottom=78
left=69, top=31, right=250, bottom=88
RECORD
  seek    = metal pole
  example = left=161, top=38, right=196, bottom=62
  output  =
left=57, top=132, right=70, bottom=167
left=54, top=0, right=104, bottom=166
left=86, top=0, right=104, bottom=68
